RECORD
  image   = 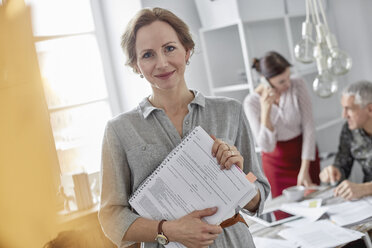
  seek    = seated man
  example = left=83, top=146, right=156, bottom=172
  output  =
left=319, top=80, right=372, bottom=200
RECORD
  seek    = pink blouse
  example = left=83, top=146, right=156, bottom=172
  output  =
left=243, top=78, right=316, bottom=161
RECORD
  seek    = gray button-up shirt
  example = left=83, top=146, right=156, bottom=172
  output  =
left=99, top=90, right=270, bottom=248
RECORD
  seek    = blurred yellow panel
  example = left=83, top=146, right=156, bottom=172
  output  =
left=0, top=1, right=59, bottom=247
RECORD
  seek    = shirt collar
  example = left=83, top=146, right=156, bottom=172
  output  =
left=139, top=89, right=205, bottom=119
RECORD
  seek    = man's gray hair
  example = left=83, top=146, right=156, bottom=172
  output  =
left=342, top=80, right=372, bottom=108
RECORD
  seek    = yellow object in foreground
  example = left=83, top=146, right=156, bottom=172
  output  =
left=0, top=1, right=59, bottom=247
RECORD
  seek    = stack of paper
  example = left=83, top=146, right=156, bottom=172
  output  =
left=327, top=198, right=372, bottom=226
left=278, top=220, right=364, bottom=248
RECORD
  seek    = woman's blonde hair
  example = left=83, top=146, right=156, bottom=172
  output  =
left=121, top=7, right=195, bottom=73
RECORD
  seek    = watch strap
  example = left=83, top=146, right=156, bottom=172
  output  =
left=156, top=219, right=169, bottom=244
left=158, top=219, right=166, bottom=234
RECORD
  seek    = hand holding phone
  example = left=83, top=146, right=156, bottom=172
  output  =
left=260, top=76, right=272, bottom=88
left=260, top=77, right=276, bottom=98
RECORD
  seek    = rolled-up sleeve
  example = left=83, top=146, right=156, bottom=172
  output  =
left=99, top=122, right=140, bottom=248
left=236, top=104, right=271, bottom=215
left=243, top=95, right=277, bottom=153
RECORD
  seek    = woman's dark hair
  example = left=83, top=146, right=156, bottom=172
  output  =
left=121, top=7, right=195, bottom=74
left=252, top=51, right=292, bottom=79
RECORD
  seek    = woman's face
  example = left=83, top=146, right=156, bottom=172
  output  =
left=134, top=21, right=190, bottom=91
left=268, top=67, right=291, bottom=93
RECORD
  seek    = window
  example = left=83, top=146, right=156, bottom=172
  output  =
left=26, top=0, right=113, bottom=175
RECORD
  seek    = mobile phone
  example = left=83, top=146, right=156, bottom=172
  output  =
left=260, top=76, right=273, bottom=88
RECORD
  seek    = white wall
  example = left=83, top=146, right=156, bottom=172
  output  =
left=327, top=0, right=372, bottom=84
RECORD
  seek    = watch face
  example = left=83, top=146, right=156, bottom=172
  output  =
left=156, top=234, right=168, bottom=245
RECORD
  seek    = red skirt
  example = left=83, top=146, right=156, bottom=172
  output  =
left=262, top=135, right=320, bottom=198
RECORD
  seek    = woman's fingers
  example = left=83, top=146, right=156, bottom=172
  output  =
left=215, top=143, right=229, bottom=164
left=211, top=138, right=244, bottom=170
left=211, top=138, right=225, bottom=158
left=220, top=149, right=243, bottom=170
left=224, top=155, right=244, bottom=170
left=261, top=87, right=277, bottom=106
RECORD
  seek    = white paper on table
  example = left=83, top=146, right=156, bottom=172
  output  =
left=327, top=199, right=372, bottom=226
left=253, top=237, right=298, bottom=248
left=280, top=199, right=328, bottom=221
left=283, top=217, right=312, bottom=228
left=278, top=220, right=364, bottom=248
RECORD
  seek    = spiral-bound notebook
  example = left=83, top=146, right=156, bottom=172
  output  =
left=129, top=126, right=257, bottom=248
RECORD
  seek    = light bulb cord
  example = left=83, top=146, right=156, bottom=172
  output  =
left=305, top=0, right=310, bottom=22
left=308, top=0, right=317, bottom=26
left=311, top=0, right=321, bottom=25
left=316, top=0, right=329, bottom=31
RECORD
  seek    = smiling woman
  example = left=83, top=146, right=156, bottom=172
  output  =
left=99, top=7, right=270, bottom=248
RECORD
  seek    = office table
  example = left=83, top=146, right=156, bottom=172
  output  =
left=243, top=186, right=372, bottom=248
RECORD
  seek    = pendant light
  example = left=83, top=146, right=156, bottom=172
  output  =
left=313, top=45, right=338, bottom=98
left=294, top=0, right=315, bottom=64
left=293, top=0, right=352, bottom=98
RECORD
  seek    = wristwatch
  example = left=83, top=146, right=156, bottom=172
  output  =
left=155, top=219, right=169, bottom=245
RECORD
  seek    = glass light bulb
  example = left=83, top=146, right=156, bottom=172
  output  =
left=327, top=49, right=352, bottom=76
left=294, top=37, right=315, bottom=64
left=313, top=71, right=338, bottom=98
left=313, top=42, right=331, bottom=60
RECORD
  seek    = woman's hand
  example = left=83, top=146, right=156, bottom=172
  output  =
left=297, top=160, right=316, bottom=187
left=297, top=170, right=314, bottom=187
left=210, top=136, right=244, bottom=170
left=163, top=207, right=223, bottom=248
left=256, top=85, right=277, bottom=132
left=256, top=84, right=277, bottom=113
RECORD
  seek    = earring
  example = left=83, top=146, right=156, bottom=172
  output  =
left=186, top=60, right=190, bottom=65
left=140, top=74, right=144, bottom=78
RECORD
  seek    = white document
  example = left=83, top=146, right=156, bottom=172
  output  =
left=253, top=237, right=298, bottom=248
left=280, top=199, right=328, bottom=222
left=278, top=220, right=364, bottom=248
left=364, top=196, right=372, bottom=205
left=129, top=126, right=257, bottom=248
left=283, top=217, right=312, bottom=228
left=327, top=199, right=372, bottom=226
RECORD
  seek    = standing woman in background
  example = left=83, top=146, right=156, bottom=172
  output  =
left=243, top=51, right=320, bottom=198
